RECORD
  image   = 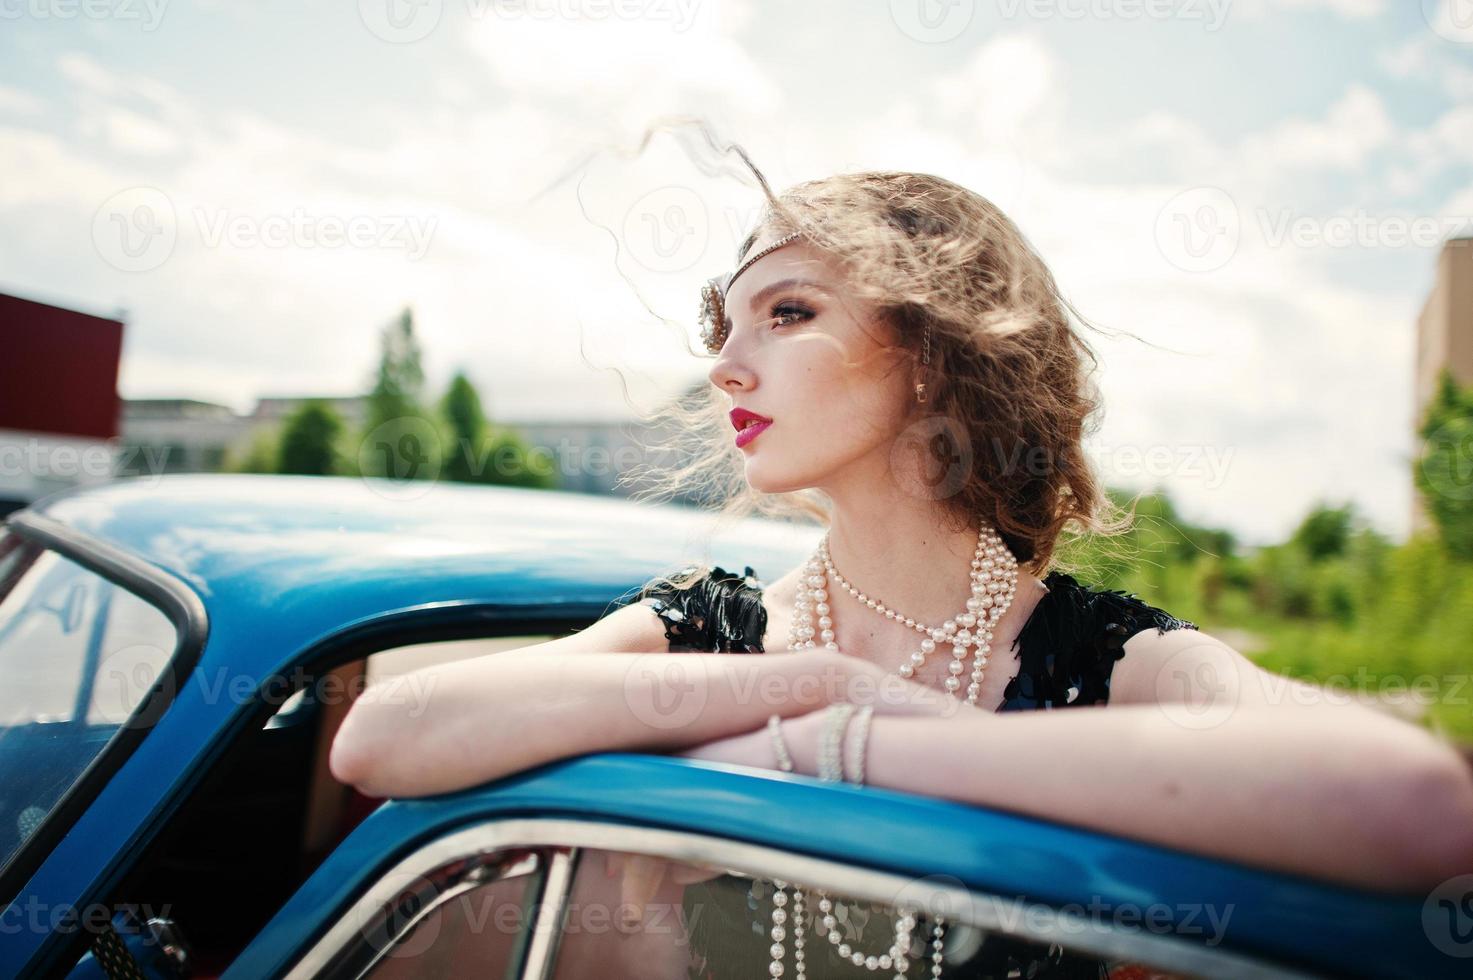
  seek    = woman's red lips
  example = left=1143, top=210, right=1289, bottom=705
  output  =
left=730, top=408, right=773, bottom=448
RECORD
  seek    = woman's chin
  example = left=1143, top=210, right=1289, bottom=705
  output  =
left=742, top=459, right=812, bottom=496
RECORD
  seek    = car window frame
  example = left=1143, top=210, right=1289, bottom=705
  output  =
left=0, top=512, right=208, bottom=907
left=282, top=816, right=1314, bottom=980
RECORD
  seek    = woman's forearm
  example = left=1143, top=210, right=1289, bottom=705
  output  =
left=684, top=703, right=1473, bottom=894
left=330, top=648, right=855, bottom=797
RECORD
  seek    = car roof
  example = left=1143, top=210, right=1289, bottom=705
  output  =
left=20, top=473, right=816, bottom=620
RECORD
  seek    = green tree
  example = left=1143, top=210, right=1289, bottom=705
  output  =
left=359, top=307, right=441, bottom=481
left=439, top=372, right=488, bottom=483
left=479, top=425, right=558, bottom=489
left=436, top=371, right=558, bottom=489
left=1415, top=367, right=1473, bottom=560
left=226, top=427, right=281, bottom=474
left=367, top=306, right=425, bottom=427
left=1289, top=502, right=1354, bottom=562
left=278, top=400, right=344, bottom=475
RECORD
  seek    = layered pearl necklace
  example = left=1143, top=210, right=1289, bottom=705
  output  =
left=786, top=519, right=1021, bottom=707
left=766, top=520, right=1020, bottom=978
left=766, top=878, right=945, bottom=979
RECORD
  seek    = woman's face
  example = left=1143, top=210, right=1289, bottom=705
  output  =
left=707, top=231, right=914, bottom=496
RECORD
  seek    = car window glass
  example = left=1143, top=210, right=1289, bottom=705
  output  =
left=548, top=848, right=1204, bottom=980
left=0, top=542, right=177, bottom=871
left=361, top=853, right=540, bottom=980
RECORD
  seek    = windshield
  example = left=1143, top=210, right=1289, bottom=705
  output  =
left=0, top=530, right=178, bottom=873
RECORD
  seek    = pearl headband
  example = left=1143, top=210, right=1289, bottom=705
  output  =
left=699, top=228, right=934, bottom=405
left=698, top=231, right=803, bottom=354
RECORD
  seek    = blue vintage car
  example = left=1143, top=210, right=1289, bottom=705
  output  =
left=0, top=473, right=1462, bottom=978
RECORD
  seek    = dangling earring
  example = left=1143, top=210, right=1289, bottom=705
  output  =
left=914, top=321, right=932, bottom=404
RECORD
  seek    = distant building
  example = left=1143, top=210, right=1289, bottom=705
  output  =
left=119, top=396, right=369, bottom=477
left=251, top=396, right=370, bottom=429
left=118, top=388, right=712, bottom=505
left=1413, top=236, right=1473, bottom=532
left=0, top=292, right=124, bottom=516
left=118, top=399, right=244, bottom=475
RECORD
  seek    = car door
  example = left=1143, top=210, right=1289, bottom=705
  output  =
left=224, top=754, right=1451, bottom=980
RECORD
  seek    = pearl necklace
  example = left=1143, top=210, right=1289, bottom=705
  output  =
left=767, top=879, right=945, bottom=979
left=764, top=519, right=1017, bottom=977
left=787, top=519, right=1020, bottom=707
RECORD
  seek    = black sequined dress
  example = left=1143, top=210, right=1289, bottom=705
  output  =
left=626, top=563, right=1199, bottom=980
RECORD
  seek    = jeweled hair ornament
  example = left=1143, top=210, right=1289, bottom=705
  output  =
left=699, top=231, right=803, bottom=354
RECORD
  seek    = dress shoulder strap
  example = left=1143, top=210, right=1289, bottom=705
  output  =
left=1003, top=570, right=1198, bottom=710
left=636, top=564, right=767, bottom=653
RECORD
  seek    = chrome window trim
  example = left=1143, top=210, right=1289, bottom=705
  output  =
left=283, top=817, right=1313, bottom=980
left=353, top=850, right=543, bottom=978
left=520, top=848, right=579, bottom=980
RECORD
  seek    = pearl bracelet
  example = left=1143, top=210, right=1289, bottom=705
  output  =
left=842, top=704, right=874, bottom=785
left=818, top=703, right=856, bottom=782
left=766, top=714, right=795, bottom=773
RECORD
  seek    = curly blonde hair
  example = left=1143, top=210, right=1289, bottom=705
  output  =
left=620, top=167, right=1132, bottom=590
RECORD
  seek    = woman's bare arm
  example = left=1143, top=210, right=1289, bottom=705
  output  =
left=679, top=697, right=1473, bottom=894
left=329, top=590, right=968, bottom=799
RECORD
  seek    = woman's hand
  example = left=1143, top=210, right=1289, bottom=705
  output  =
left=671, top=649, right=984, bottom=776
left=814, top=647, right=985, bottom=719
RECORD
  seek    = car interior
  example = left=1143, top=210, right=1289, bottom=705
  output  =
left=66, top=633, right=563, bottom=979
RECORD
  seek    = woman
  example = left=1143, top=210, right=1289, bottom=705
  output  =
left=330, top=172, right=1473, bottom=977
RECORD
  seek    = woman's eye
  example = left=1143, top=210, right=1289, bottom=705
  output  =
left=770, top=302, right=814, bottom=329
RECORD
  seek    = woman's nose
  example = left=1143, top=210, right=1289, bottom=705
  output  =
left=707, top=345, right=755, bottom=392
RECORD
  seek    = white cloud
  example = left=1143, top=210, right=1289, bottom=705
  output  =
left=0, top=10, right=1461, bottom=544
left=461, top=0, right=780, bottom=133
left=101, top=107, right=180, bottom=155
left=1237, top=84, right=1393, bottom=172
left=931, top=33, right=1058, bottom=148
left=0, top=125, right=120, bottom=208
left=1231, top=0, right=1386, bottom=18
left=0, top=85, right=44, bottom=115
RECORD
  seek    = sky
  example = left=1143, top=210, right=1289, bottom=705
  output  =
left=2, top=0, right=1471, bottom=546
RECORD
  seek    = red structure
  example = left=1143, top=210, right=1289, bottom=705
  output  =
left=0, top=292, right=124, bottom=440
